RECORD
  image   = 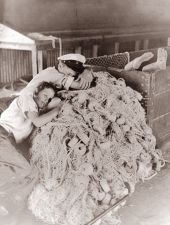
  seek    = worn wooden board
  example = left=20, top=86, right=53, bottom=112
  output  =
left=153, top=90, right=170, bottom=118
left=152, top=113, right=170, bottom=138
left=105, top=63, right=170, bottom=147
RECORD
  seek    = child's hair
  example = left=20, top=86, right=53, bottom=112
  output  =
left=34, top=82, right=61, bottom=111
left=55, top=59, right=85, bottom=75
left=34, top=82, right=57, bottom=97
left=64, top=60, right=85, bottom=74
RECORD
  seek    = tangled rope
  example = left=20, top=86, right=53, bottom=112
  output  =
left=28, top=71, right=164, bottom=225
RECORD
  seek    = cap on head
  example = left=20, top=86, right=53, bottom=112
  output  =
left=58, top=53, right=86, bottom=74
left=58, top=53, right=86, bottom=64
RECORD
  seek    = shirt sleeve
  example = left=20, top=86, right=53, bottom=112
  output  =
left=62, top=76, right=75, bottom=90
left=17, top=94, right=38, bottom=116
left=21, top=67, right=74, bottom=94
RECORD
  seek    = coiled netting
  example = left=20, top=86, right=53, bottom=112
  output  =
left=28, top=71, right=164, bottom=225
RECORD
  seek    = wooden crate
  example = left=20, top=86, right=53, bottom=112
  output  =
left=87, top=47, right=170, bottom=147
left=107, top=66, right=170, bottom=147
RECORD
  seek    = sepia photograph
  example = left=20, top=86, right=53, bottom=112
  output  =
left=0, top=1, right=170, bottom=225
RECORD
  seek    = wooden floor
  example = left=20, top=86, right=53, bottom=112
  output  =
left=119, top=163, right=170, bottom=225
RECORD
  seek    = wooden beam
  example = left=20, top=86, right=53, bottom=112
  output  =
left=0, top=43, right=34, bottom=51
left=135, top=40, right=140, bottom=51
left=143, top=39, right=149, bottom=50
left=114, top=42, right=120, bottom=53
left=31, top=45, right=38, bottom=76
left=92, top=44, right=99, bottom=57
left=37, top=50, right=43, bottom=72
left=75, top=46, right=82, bottom=54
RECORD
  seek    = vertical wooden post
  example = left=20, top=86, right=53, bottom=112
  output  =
left=58, top=38, right=62, bottom=56
left=114, top=42, right=120, bottom=53
left=167, top=37, right=170, bottom=46
left=135, top=40, right=140, bottom=51
left=143, top=39, right=149, bottom=50
left=37, top=50, right=43, bottom=72
left=31, top=45, right=38, bottom=76
left=42, top=51, right=48, bottom=69
left=75, top=46, right=82, bottom=54
left=92, top=44, right=99, bottom=57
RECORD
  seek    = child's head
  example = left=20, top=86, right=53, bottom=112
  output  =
left=34, top=82, right=56, bottom=109
left=57, top=53, right=86, bottom=77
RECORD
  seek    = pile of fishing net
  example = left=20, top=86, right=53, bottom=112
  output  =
left=28, top=71, right=164, bottom=225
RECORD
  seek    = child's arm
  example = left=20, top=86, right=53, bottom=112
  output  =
left=46, top=97, right=62, bottom=110
left=76, top=68, right=94, bottom=89
left=69, top=69, right=94, bottom=90
left=27, top=101, right=64, bottom=127
left=69, top=80, right=82, bottom=90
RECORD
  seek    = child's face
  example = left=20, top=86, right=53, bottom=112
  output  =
left=36, top=87, right=55, bottom=109
left=58, top=61, right=76, bottom=77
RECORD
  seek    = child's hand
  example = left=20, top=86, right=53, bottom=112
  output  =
left=76, top=69, right=94, bottom=89
left=47, top=97, right=61, bottom=109
left=56, top=100, right=65, bottom=112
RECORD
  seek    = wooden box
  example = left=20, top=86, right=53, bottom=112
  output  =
left=87, top=47, right=170, bottom=147
left=107, top=66, right=170, bottom=147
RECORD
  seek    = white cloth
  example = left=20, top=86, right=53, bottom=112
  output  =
left=20, top=67, right=73, bottom=96
left=0, top=67, right=74, bottom=143
left=0, top=94, right=38, bottom=143
left=58, top=54, right=86, bottom=64
left=64, top=76, right=74, bottom=90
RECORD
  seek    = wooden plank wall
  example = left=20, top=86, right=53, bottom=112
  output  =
left=41, top=30, right=170, bottom=67
left=1, top=30, right=170, bottom=84
left=0, top=49, right=32, bottom=83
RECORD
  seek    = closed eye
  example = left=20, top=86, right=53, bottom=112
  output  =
left=48, top=98, right=52, bottom=103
